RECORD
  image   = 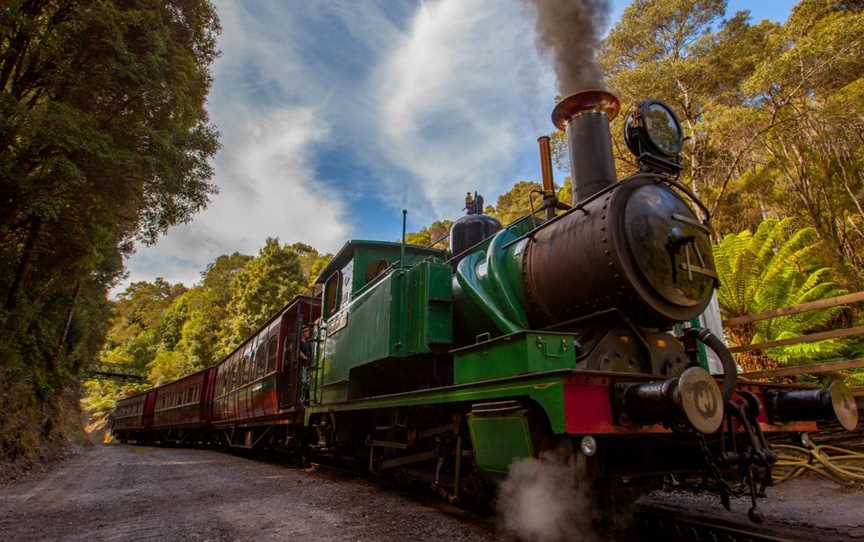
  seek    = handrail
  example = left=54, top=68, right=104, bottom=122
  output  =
left=724, top=291, right=864, bottom=327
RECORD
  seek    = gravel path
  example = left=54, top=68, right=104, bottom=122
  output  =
left=0, top=444, right=497, bottom=542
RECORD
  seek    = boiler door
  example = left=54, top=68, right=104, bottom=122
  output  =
left=623, top=184, right=716, bottom=309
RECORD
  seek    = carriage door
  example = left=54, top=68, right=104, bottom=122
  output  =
left=278, top=310, right=300, bottom=409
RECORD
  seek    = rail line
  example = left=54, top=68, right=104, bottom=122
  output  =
left=635, top=502, right=805, bottom=542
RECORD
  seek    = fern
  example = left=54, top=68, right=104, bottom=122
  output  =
left=713, top=219, right=848, bottom=366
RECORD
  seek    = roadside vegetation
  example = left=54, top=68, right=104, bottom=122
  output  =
left=2, top=0, right=863, bottom=470
left=0, top=0, right=221, bottom=471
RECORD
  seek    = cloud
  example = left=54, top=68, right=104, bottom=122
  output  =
left=118, top=2, right=350, bottom=293
left=371, top=0, right=556, bottom=216
left=119, top=0, right=561, bottom=293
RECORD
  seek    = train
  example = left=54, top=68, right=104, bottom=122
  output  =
left=113, top=90, right=859, bottom=526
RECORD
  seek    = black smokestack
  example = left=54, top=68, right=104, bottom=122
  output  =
left=551, top=91, right=619, bottom=203
left=526, top=0, right=611, bottom=94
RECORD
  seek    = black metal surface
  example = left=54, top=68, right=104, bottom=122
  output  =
left=449, top=213, right=501, bottom=257
left=564, top=110, right=618, bottom=204
left=522, top=176, right=716, bottom=328
left=616, top=367, right=724, bottom=434
left=766, top=382, right=859, bottom=430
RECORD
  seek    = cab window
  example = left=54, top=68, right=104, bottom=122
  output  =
left=340, top=260, right=354, bottom=308
left=323, top=271, right=341, bottom=318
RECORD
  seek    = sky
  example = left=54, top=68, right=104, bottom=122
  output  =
left=119, top=0, right=798, bottom=292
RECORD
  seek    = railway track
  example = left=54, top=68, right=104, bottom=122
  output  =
left=635, top=504, right=800, bottom=542
left=635, top=501, right=821, bottom=542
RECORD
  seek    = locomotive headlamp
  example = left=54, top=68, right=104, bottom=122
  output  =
left=624, top=100, right=685, bottom=173
left=580, top=435, right=597, bottom=456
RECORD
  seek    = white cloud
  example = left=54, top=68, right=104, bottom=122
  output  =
left=118, top=0, right=561, bottom=293
left=371, top=0, right=556, bottom=216
left=117, top=2, right=350, bottom=293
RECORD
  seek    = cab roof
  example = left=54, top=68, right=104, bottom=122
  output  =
left=315, top=240, right=445, bottom=284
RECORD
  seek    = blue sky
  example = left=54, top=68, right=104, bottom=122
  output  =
left=120, top=0, right=798, bottom=291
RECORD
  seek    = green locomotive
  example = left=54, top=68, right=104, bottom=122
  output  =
left=301, top=91, right=858, bottom=518
left=114, top=90, right=859, bottom=525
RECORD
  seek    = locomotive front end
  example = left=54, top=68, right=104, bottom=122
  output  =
left=450, top=90, right=858, bottom=521
left=526, top=90, right=717, bottom=330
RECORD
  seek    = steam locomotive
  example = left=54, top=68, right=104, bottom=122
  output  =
left=113, top=90, right=859, bottom=525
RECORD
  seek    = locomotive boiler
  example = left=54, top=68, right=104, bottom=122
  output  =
left=113, top=90, right=860, bottom=528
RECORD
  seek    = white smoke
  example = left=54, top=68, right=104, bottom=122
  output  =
left=497, top=450, right=601, bottom=542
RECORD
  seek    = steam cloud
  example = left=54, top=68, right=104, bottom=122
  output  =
left=524, top=0, right=611, bottom=94
left=497, top=451, right=600, bottom=542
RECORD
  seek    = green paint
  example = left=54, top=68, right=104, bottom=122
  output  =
left=319, top=260, right=453, bottom=402
left=307, top=370, right=568, bottom=433
left=453, top=331, right=578, bottom=384
left=452, top=218, right=535, bottom=339
left=468, top=412, right=534, bottom=477
left=316, top=240, right=444, bottom=293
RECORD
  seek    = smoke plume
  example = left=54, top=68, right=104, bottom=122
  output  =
left=497, top=451, right=600, bottom=542
left=525, top=0, right=611, bottom=94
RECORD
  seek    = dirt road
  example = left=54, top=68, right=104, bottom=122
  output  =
left=0, top=444, right=496, bottom=542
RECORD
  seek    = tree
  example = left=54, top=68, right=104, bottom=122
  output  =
left=0, top=0, right=221, bottom=463
left=713, top=218, right=848, bottom=370
left=99, top=279, right=187, bottom=374
left=406, top=220, right=453, bottom=250
left=730, top=0, right=864, bottom=283
left=600, top=0, right=778, bottom=202
left=484, top=181, right=545, bottom=225
left=286, top=242, right=332, bottom=287
left=219, top=239, right=307, bottom=355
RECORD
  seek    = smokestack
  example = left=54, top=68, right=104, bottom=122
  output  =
left=551, top=90, right=619, bottom=204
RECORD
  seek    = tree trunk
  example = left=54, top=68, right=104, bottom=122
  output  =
left=50, top=281, right=80, bottom=372
left=5, top=218, right=41, bottom=313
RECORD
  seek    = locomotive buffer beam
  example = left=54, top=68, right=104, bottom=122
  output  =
left=615, top=366, right=724, bottom=434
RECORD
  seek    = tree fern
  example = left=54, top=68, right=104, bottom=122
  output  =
left=713, top=219, right=848, bottom=367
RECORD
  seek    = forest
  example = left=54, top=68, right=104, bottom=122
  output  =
left=1, top=0, right=863, bottom=469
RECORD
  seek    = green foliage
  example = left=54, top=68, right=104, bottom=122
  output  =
left=0, top=0, right=221, bottom=463
left=100, top=279, right=187, bottom=373
left=484, top=181, right=545, bottom=225
left=714, top=218, right=848, bottom=363
left=406, top=220, right=453, bottom=250
left=86, top=239, right=330, bottom=411
left=218, top=239, right=308, bottom=355
left=599, top=0, right=864, bottom=287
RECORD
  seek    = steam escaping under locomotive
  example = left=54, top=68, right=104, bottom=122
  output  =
left=113, top=90, right=859, bottom=527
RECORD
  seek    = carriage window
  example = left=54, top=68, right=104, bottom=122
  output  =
left=256, top=340, right=267, bottom=378
left=267, top=336, right=278, bottom=373
left=246, top=347, right=255, bottom=381
left=323, top=271, right=341, bottom=318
